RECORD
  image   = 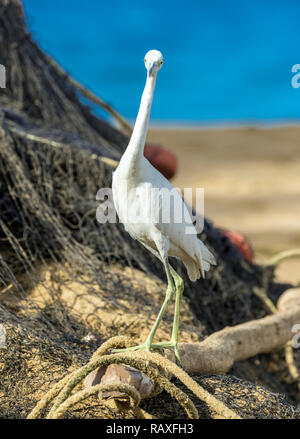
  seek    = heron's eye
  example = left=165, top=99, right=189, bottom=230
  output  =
left=159, top=60, right=163, bottom=65
left=144, top=58, right=146, bottom=62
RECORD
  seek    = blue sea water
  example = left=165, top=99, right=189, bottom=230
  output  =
left=23, top=0, right=300, bottom=124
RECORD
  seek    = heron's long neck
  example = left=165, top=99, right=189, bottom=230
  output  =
left=122, top=73, right=156, bottom=171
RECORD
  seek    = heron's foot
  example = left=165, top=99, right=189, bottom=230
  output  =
left=112, top=343, right=153, bottom=354
left=112, top=338, right=162, bottom=355
left=113, top=340, right=181, bottom=366
left=150, top=340, right=182, bottom=366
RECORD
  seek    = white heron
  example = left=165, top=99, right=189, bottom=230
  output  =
left=112, top=50, right=216, bottom=365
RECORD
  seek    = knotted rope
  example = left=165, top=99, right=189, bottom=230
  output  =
left=27, top=336, right=240, bottom=419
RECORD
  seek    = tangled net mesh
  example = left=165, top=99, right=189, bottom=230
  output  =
left=0, top=0, right=299, bottom=419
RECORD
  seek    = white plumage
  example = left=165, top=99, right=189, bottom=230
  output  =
left=112, top=50, right=216, bottom=364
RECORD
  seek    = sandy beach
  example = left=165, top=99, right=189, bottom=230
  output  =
left=149, top=126, right=300, bottom=284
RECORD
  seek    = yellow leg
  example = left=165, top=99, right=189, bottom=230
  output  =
left=113, top=261, right=175, bottom=353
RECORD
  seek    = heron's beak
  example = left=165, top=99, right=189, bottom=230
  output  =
left=148, top=62, right=157, bottom=76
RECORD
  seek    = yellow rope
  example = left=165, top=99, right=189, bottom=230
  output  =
left=267, top=248, right=300, bottom=267
left=51, top=383, right=140, bottom=419
left=27, top=336, right=241, bottom=419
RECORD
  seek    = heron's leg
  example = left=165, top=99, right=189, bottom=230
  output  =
left=142, top=266, right=184, bottom=366
left=169, top=266, right=184, bottom=365
left=113, top=259, right=175, bottom=353
left=143, top=260, right=175, bottom=349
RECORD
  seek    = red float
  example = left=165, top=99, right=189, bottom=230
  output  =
left=144, top=144, right=178, bottom=180
left=222, top=229, right=254, bottom=263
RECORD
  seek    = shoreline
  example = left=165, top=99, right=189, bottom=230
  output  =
left=145, top=120, right=300, bottom=131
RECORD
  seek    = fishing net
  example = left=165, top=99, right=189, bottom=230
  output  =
left=0, top=0, right=299, bottom=418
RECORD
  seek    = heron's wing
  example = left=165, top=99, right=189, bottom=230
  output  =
left=143, top=159, right=198, bottom=233
left=143, top=161, right=216, bottom=268
left=154, top=187, right=198, bottom=247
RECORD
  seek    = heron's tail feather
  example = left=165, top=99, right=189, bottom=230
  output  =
left=182, top=240, right=216, bottom=282
left=185, top=259, right=201, bottom=282
left=197, top=239, right=217, bottom=266
left=193, top=239, right=216, bottom=280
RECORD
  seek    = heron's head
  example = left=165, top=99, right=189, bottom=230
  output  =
left=144, top=50, right=163, bottom=76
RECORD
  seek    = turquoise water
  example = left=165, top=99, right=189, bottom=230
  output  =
left=23, top=0, right=300, bottom=123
